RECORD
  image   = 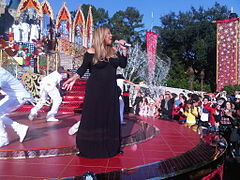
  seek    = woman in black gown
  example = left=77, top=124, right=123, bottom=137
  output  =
left=63, top=26, right=127, bottom=158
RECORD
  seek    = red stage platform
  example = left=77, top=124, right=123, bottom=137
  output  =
left=0, top=112, right=226, bottom=180
left=0, top=77, right=226, bottom=179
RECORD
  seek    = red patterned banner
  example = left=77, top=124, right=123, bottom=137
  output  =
left=216, top=19, right=239, bottom=92
left=215, top=18, right=239, bottom=23
left=146, top=32, right=158, bottom=81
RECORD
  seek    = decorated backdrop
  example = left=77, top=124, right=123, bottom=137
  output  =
left=216, top=18, right=239, bottom=92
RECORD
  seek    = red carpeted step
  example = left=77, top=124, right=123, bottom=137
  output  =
left=63, top=79, right=87, bottom=86
left=15, top=105, right=50, bottom=113
left=75, top=78, right=87, bottom=83
left=58, top=107, right=82, bottom=114
left=15, top=104, right=83, bottom=114
left=63, top=92, right=85, bottom=97
left=63, top=96, right=84, bottom=101
left=14, top=79, right=87, bottom=114
left=61, top=100, right=83, bottom=105
left=66, top=86, right=86, bottom=91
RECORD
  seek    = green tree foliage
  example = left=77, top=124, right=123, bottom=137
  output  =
left=222, top=84, right=240, bottom=95
left=109, top=7, right=144, bottom=43
left=166, top=61, right=189, bottom=89
left=153, top=3, right=230, bottom=91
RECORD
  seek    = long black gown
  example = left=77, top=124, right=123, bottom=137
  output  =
left=76, top=52, right=127, bottom=158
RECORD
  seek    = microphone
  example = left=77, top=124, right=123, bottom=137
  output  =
left=114, top=40, right=131, bottom=47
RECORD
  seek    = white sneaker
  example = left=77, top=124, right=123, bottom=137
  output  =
left=16, top=125, right=29, bottom=142
left=121, top=121, right=127, bottom=125
left=68, top=121, right=80, bottom=135
left=0, top=137, right=9, bottom=148
left=47, top=117, right=59, bottom=122
left=28, top=113, right=37, bottom=121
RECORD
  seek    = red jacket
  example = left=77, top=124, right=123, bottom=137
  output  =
left=203, top=103, right=217, bottom=126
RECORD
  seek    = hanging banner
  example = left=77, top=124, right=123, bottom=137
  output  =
left=216, top=18, right=239, bottom=92
left=146, top=31, right=158, bottom=81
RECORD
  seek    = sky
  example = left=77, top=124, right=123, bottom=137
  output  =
left=7, top=0, right=240, bottom=30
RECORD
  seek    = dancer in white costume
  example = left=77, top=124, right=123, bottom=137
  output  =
left=116, top=74, right=127, bottom=125
left=21, top=22, right=30, bottom=42
left=11, top=21, right=21, bottom=42
left=30, top=21, right=40, bottom=42
left=0, top=67, right=32, bottom=148
left=28, top=67, right=72, bottom=122
left=68, top=120, right=80, bottom=135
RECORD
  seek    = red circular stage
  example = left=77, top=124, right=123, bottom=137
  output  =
left=0, top=112, right=224, bottom=180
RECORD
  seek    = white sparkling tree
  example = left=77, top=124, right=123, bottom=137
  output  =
left=118, top=43, right=171, bottom=99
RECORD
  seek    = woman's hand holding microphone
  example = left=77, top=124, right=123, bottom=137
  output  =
left=115, top=39, right=130, bottom=56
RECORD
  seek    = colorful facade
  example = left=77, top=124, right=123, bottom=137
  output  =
left=6, top=0, right=93, bottom=47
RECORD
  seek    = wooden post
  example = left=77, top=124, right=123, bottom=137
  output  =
left=37, top=56, right=39, bottom=73
left=188, top=67, right=194, bottom=91
left=55, top=53, right=58, bottom=71
left=200, top=70, right=205, bottom=91
left=47, top=54, right=49, bottom=75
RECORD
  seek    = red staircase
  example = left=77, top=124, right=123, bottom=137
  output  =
left=58, top=79, right=86, bottom=114
left=3, top=79, right=87, bottom=114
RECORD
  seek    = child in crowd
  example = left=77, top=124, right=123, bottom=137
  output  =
left=148, top=101, right=156, bottom=117
left=132, top=91, right=143, bottom=115
left=183, top=100, right=199, bottom=131
left=139, top=97, right=149, bottom=116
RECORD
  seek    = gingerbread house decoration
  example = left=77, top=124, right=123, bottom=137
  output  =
left=72, top=5, right=86, bottom=46
left=41, top=0, right=54, bottom=21
left=56, top=2, right=72, bottom=41
left=15, top=0, right=43, bottom=19
left=86, top=6, right=93, bottom=48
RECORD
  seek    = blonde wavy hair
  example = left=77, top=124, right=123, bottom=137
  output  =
left=92, top=26, right=116, bottom=64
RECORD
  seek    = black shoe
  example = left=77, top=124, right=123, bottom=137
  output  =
left=76, top=152, right=82, bottom=157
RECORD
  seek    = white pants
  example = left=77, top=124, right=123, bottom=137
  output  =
left=119, top=96, right=124, bottom=123
left=30, top=85, right=62, bottom=119
left=22, top=32, right=29, bottom=42
left=0, top=96, right=26, bottom=139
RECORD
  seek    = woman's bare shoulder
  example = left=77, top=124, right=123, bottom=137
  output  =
left=87, top=48, right=95, bottom=54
